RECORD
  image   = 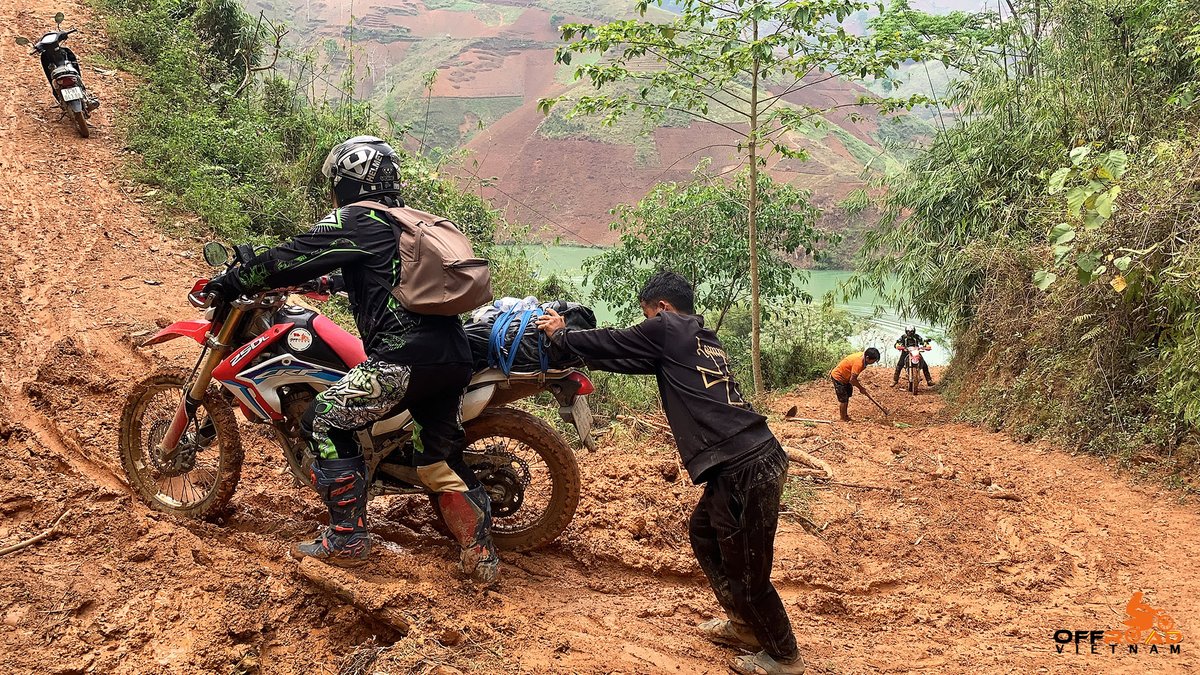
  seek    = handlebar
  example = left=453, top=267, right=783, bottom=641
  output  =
left=189, top=280, right=325, bottom=309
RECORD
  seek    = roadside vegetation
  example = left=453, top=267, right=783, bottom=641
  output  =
left=848, top=0, right=1200, bottom=473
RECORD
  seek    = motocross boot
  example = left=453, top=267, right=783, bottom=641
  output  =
left=437, top=486, right=500, bottom=583
left=292, top=456, right=372, bottom=567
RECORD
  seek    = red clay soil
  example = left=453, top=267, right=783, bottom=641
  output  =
left=2, top=1, right=1199, bottom=674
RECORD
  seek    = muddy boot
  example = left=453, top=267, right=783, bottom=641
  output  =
left=698, top=618, right=761, bottom=650
left=292, top=456, right=371, bottom=567
left=731, top=651, right=806, bottom=675
left=438, top=486, right=500, bottom=583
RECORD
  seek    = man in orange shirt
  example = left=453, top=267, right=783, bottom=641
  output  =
left=830, top=348, right=880, bottom=421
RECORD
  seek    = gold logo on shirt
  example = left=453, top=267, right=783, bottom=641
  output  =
left=695, top=338, right=747, bottom=407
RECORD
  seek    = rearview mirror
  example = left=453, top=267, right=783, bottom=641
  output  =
left=54, top=12, right=65, bottom=27
left=15, top=37, right=29, bottom=46
left=202, top=242, right=230, bottom=267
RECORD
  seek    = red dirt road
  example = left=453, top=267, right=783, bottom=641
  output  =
left=1, top=1, right=1198, bottom=674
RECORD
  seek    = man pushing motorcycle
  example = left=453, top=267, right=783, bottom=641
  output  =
left=202, top=136, right=499, bottom=581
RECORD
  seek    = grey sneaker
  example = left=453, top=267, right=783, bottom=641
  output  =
left=697, top=618, right=761, bottom=650
left=731, top=651, right=806, bottom=675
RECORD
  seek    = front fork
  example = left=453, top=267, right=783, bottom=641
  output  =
left=160, top=307, right=244, bottom=452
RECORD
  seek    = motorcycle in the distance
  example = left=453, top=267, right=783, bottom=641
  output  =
left=16, top=15, right=100, bottom=138
left=119, top=242, right=592, bottom=552
left=899, top=342, right=933, bottom=396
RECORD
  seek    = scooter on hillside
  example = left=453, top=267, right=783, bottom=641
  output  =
left=15, top=13, right=100, bottom=138
left=118, top=242, right=592, bottom=552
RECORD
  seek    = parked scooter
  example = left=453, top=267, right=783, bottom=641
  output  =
left=16, top=13, right=99, bottom=138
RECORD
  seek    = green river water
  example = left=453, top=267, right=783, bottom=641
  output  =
left=516, top=245, right=951, bottom=366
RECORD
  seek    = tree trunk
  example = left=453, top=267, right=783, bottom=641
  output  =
left=748, top=19, right=764, bottom=395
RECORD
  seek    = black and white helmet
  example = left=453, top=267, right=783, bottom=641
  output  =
left=321, top=135, right=402, bottom=206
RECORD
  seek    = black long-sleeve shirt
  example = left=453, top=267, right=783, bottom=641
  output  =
left=551, top=311, right=775, bottom=483
left=894, top=332, right=929, bottom=349
left=234, top=202, right=470, bottom=366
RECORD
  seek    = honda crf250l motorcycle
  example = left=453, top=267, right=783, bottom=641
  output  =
left=900, top=343, right=932, bottom=396
left=16, top=17, right=100, bottom=138
left=119, top=243, right=590, bottom=551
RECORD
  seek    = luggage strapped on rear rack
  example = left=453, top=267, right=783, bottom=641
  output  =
left=488, top=306, right=549, bottom=376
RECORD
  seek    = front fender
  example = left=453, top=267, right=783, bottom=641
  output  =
left=142, top=320, right=211, bottom=347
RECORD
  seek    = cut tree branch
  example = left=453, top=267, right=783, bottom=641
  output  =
left=0, top=509, right=71, bottom=558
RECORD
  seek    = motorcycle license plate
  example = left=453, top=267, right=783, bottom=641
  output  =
left=570, top=395, right=595, bottom=450
left=61, top=87, right=84, bottom=102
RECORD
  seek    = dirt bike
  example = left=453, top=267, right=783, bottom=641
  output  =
left=118, top=242, right=592, bottom=552
left=900, top=343, right=932, bottom=396
left=15, top=15, right=100, bottom=138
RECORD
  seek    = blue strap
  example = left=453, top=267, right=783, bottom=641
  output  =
left=488, top=307, right=545, bottom=376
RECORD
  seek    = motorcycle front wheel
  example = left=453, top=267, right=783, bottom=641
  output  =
left=119, top=370, right=243, bottom=519
left=431, top=407, right=581, bottom=552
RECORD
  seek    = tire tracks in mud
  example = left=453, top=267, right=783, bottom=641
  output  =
left=3, top=2, right=1200, bottom=675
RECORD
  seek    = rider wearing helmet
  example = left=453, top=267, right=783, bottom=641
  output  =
left=203, top=136, right=498, bottom=581
left=893, top=325, right=933, bottom=387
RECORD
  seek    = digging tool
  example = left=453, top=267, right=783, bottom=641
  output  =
left=861, top=389, right=890, bottom=417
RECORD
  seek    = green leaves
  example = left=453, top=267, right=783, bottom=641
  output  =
left=1075, top=252, right=1103, bottom=282
left=1042, top=147, right=1132, bottom=291
left=1048, top=167, right=1071, bottom=194
left=1033, top=270, right=1058, bottom=291
left=1094, top=185, right=1120, bottom=219
left=1049, top=222, right=1075, bottom=245
left=1065, top=186, right=1089, bottom=218
left=584, top=167, right=825, bottom=329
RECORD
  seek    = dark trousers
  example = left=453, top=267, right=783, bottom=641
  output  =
left=301, top=361, right=479, bottom=491
left=689, top=442, right=798, bottom=661
left=894, top=351, right=931, bottom=382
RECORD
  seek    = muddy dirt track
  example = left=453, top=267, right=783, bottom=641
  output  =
left=2, top=2, right=1200, bottom=674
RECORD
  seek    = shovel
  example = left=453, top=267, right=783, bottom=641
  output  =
left=864, top=389, right=892, bottom=415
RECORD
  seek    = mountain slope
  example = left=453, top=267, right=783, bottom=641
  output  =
left=244, top=0, right=929, bottom=243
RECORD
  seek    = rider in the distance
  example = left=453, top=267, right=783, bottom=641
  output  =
left=893, top=325, right=934, bottom=387
left=203, top=136, right=498, bottom=581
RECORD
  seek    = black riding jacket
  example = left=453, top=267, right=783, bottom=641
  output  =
left=895, top=332, right=929, bottom=349
left=233, top=200, right=470, bottom=366
left=551, top=311, right=774, bottom=484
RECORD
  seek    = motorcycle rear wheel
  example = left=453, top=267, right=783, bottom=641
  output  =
left=73, top=110, right=89, bottom=138
left=119, top=370, right=243, bottom=519
left=431, top=407, right=580, bottom=552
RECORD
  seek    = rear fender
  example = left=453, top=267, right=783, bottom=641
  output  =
left=142, top=320, right=211, bottom=347
left=68, top=99, right=82, bottom=113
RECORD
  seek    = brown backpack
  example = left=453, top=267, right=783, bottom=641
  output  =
left=357, top=200, right=493, bottom=315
